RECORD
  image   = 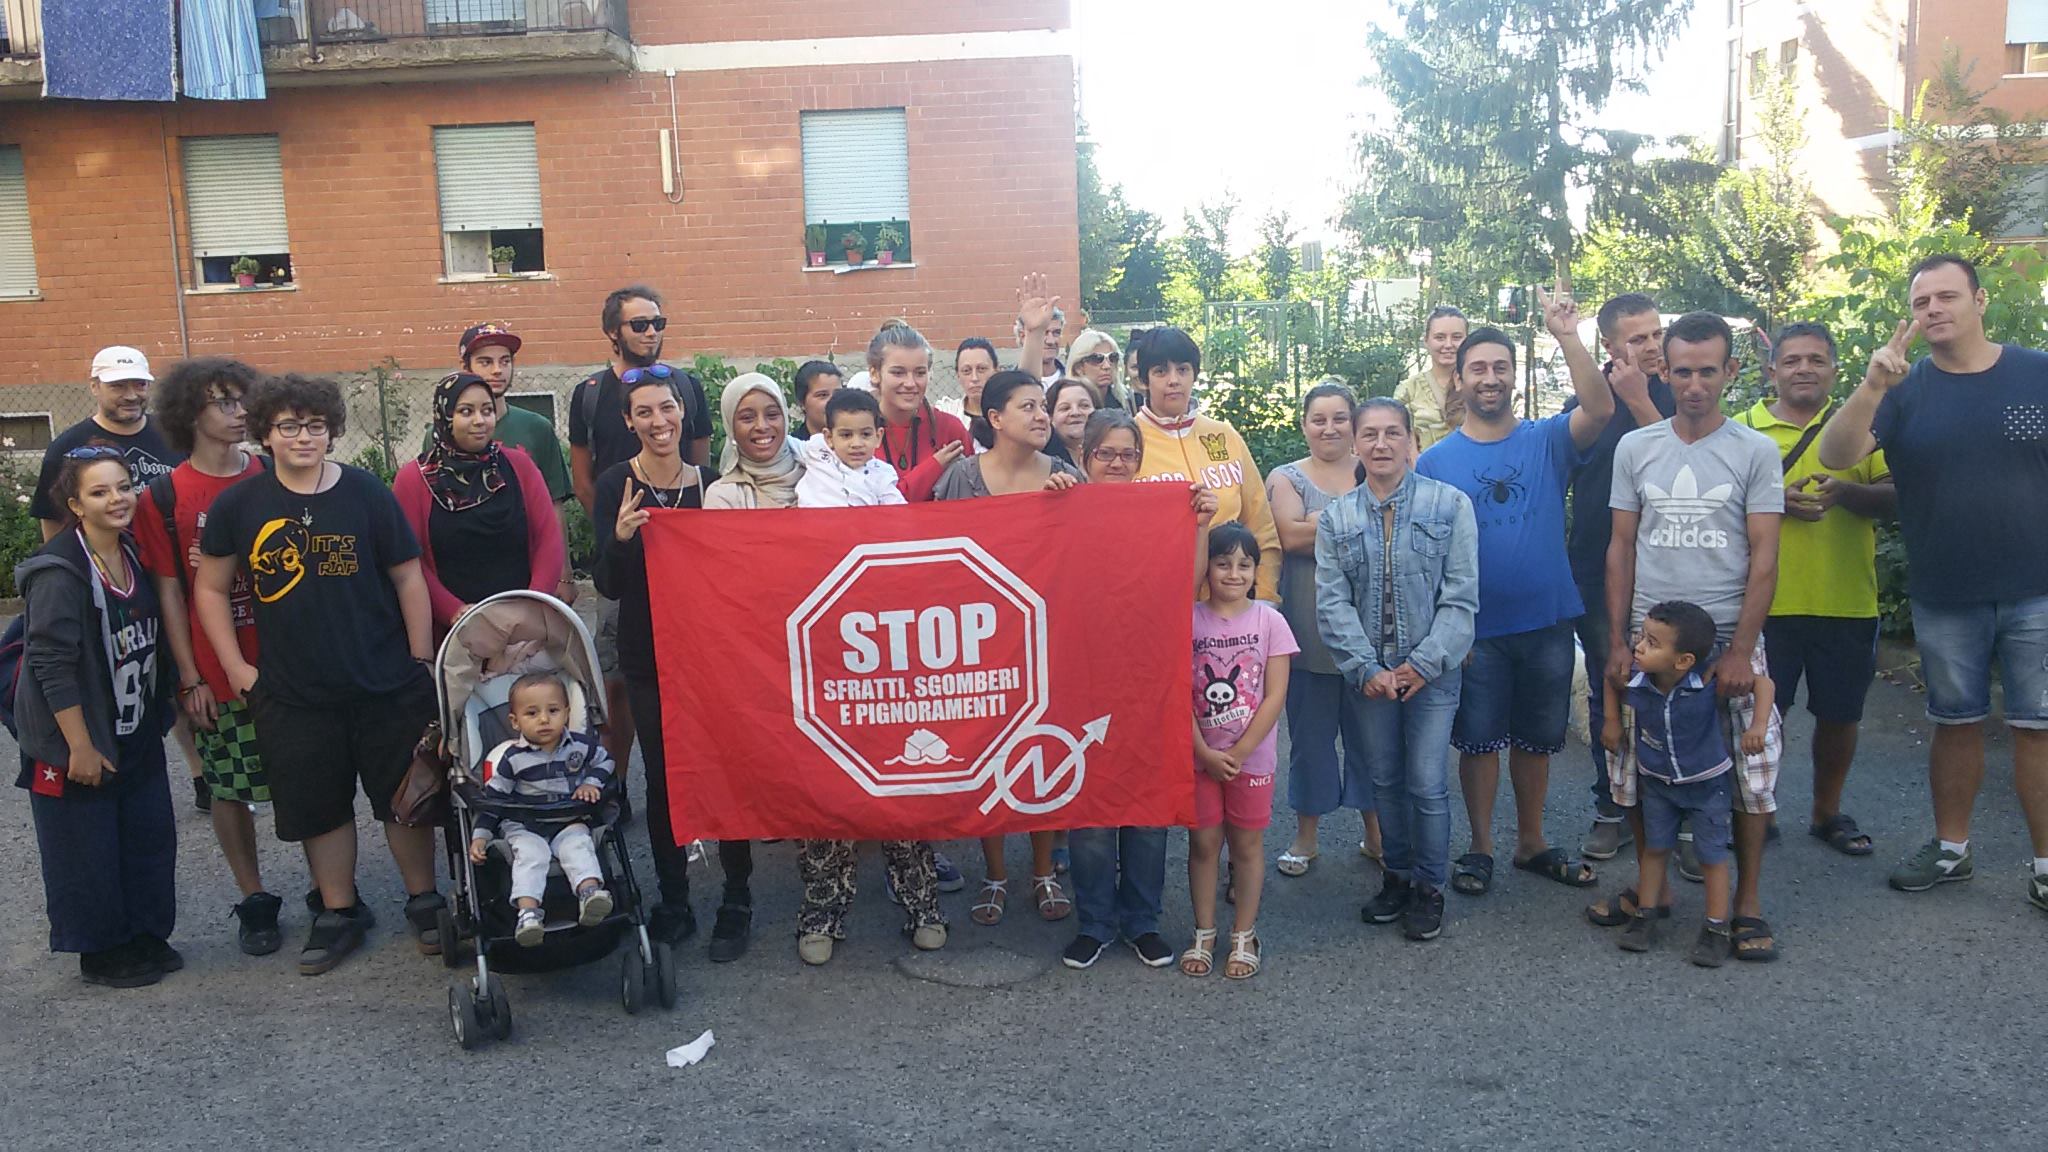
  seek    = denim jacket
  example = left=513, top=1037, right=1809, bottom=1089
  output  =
left=1313, top=470, right=1479, bottom=686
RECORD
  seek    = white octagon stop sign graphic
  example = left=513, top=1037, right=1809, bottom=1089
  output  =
left=787, top=538, right=1102, bottom=815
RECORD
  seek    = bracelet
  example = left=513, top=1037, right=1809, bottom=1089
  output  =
left=177, top=683, right=201, bottom=697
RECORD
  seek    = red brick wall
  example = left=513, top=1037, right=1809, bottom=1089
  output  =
left=1910, top=0, right=2048, bottom=120
left=0, top=57, right=1077, bottom=387
left=632, top=0, right=1070, bottom=45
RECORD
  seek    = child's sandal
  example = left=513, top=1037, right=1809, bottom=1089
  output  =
left=1032, top=874, right=1072, bottom=921
left=1224, top=929, right=1261, bottom=979
left=970, top=879, right=1007, bottom=926
left=1179, top=928, right=1217, bottom=977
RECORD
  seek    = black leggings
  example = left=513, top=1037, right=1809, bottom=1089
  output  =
left=626, top=676, right=753, bottom=909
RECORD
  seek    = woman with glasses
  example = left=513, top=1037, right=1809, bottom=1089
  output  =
left=871, top=318, right=972, bottom=502
left=196, top=375, right=444, bottom=975
left=1315, top=398, right=1478, bottom=944
left=15, top=442, right=178, bottom=988
left=1067, top=329, right=1130, bottom=412
left=1269, top=380, right=1382, bottom=877
left=392, top=372, right=566, bottom=638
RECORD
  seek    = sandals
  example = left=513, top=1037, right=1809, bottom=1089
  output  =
left=1451, top=852, right=1494, bottom=896
left=1810, top=813, right=1874, bottom=856
left=971, top=879, right=1008, bottom=926
left=1180, top=928, right=1217, bottom=977
left=1224, top=929, right=1261, bottom=980
left=1514, top=847, right=1597, bottom=888
left=1033, top=874, right=1072, bottom=921
left=1731, top=915, right=1778, bottom=962
left=1585, top=887, right=1673, bottom=928
left=1276, top=848, right=1318, bottom=878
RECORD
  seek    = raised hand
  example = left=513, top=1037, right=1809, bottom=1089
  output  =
left=1609, top=342, right=1650, bottom=408
left=1865, top=318, right=1919, bottom=393
left=1016, top=272, right=1062, bottom=336
left=614, top=483, right=650, bottom=543
left=1538, top=276, right=1581, bottom=341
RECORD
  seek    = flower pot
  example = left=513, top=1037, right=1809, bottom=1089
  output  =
left=492, top=261, right=515, bottom=275
left=808, top=251, right=826, bottom=267
left=235, top=273, right=256, bottom=288
left=844, top=250, right=865, bottom=266
left=877, top=250, right=895, bottom=266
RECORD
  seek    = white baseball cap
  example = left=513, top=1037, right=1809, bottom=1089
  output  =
left=90, top=346, right=154, bottom=383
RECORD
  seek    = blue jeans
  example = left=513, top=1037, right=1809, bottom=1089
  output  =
left=1912, top=595, right=2048, bottom=728
left=1359, top=670, right=1461, bottom=889
left=1574, top=579, right=1624, bottom=819
left=1285, top=668, right=1375, bottom=817
left=1067, top=826, right=1167, bottom=941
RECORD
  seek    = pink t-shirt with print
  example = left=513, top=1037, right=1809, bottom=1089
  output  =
left=1191, top=600, right=1299, bottom=776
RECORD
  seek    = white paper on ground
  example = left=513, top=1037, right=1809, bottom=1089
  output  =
left=665, top=1030, right=715, bottom=1068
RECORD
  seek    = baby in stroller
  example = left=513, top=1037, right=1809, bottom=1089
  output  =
left=467, top=673, right=618, bottom=946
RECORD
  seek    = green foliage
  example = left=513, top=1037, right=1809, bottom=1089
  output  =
left=1894, top=47, right=2048, bottom=236
left=1701, top=78, right=1813, bottom=328
left=1078, top=132, right=1171, bottom=318
left=1255, top=211, right=1299, bottom=302
left=804, top=223, right=828, bottom=252
left=693, top=354, right=815, bottom=470
left=839, top=229, right=867, bottom=252
left=230, top=255, right=261, bottom=279
left=564, top=499, right=597, bottom=576
left=875, top=222, right=906, bottom=251
left=0, top=455, right=43, bottom=597
left=487, top=246, right=517, bottom=266
left=1196, top=372, right=1306, bottom=478
left=350, top=443, right=399, bottom=485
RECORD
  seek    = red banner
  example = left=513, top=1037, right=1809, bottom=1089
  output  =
left=643, top=484, right=1196, bottom=841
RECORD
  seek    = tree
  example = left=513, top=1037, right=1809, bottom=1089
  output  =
left=1894, top=46, right=2048, bottom=237
left=1076, top=127, right=1171, bottom=319
left=1342, top=0, right=1689, bottom=291
left=1572, top=133, right=1727, bottom=310
left=1701, top=77, right=1814, bottom=328
left=1179, top=196, right=1238, bottom=303
left=1254, top=210, right=1299, bottom=301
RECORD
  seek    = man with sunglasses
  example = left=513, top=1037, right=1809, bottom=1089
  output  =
left=1068, top=329, right=1131, bottom=412
left=31, top=346, right=183, bottom=542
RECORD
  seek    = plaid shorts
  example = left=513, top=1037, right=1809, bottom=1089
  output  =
left=1607, top=641, right=1780, bottom=816
left=195, top=697, right=270, bottom=804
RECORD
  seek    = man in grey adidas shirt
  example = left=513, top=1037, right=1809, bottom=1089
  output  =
left=1599, top=311, right=1786, bottom=961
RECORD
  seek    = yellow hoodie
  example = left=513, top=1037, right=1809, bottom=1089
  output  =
left=1133, top=409, right=1282, bottom=601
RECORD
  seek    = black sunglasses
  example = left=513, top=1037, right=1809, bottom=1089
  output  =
left=625, top=316, right=669, bottom=334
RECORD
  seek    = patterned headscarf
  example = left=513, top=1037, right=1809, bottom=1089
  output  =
left=716, top=373, right=804, bottom=508
left=418, top=372, right=509, bottom=512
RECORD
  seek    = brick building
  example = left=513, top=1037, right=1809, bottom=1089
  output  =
left=0, top=1, right=1078, bottom=449
left=1719, top=0, right=2048, bottom=235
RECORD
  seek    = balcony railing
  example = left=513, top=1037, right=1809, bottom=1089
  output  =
left=257, top=0, right=627, bottom=49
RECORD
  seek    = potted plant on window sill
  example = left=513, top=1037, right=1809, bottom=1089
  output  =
left=805, top=223, right=829, bottom=267
left=840, top=229, right=867, bottom=267
left=874, top=223, right=905, bottom=266
left=489, top=245, right=518, bottom=275
left=231, top=256, right=261, bottom=289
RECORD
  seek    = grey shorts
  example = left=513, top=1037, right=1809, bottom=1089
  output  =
left=597, top=596, right=621, bottom=678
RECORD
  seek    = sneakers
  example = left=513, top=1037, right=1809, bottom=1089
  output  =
left=1889, top=839, right=1975, bottom=892
left=1618, top=911, right=1659, bottom=952
left=2030, top=871, right=2048, bottom=914
left=933, top=851, right=965, bottom=893
left=1583, top=818, right=1631, bottom=861
left=404, top=891, right=447, bottom=956
left=648, top=901, right=698, bottom=945
left=911, top=923, right=947, bottom=951
left=1361, top=873, right=1412, bottom=925
left=299, top=904, right=373, bottom=976
left=133, top=935, right=184, bottom=974
left=232, top=892, right=284, bottom=956
left=514, top=907, right=546, bottom=947
left=1127, top=931, right=1175, bottom=968
left=1062, top=934, right=1109, bottom=970
left=79, top=941, right=164, bottom=989
left=191, top=775, right=213, bottom=813
left=1402, top=884, right=1445, bottom=941
left=577, top=886, right=615, bottom=927
left=707, top=904, right=753, bottom=963
left=798, top=932, right=835, bottom=966
left=1690, top=921, right=1731, bottom=968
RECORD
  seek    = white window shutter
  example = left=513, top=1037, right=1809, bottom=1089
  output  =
left=0, top=146, right=35, bottom=298
left=801, top=109, right=910, bottom=223
left=182, top=135, right=290, bottom=259
left=2012, top=0, right=2048, bottom=45
left=435, top=124, right=542, bottom=232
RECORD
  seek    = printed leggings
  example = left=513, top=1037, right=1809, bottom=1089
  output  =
left=796, top=839, right=946, bottom=938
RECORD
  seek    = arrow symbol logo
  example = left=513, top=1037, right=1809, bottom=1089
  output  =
left=979, top=715, right=1109, bottom=815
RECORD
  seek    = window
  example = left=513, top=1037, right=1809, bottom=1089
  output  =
left=1778, top=38, right=1798, bottom=81
left=800, top=109, right=911, bottom=267
left=1995, top=165, right=2048, bottom=239
left=1, top=413, right=53, bottom=452
left=2011, top=2, right=2048, bottom=68
left=0, top=145, right=36, bottom=298
left=434, top=123, right=544, bottom=276
left=507, top=392, right=556, bottom=425
left=182, top=135, right=292, bottom=287
left=2009, top=42, right=2048, bottom=75
left=1747, top=49, right=1768, bottom=94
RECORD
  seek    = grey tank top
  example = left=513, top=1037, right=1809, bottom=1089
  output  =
left=1274, top=460, right=1345, bottom=676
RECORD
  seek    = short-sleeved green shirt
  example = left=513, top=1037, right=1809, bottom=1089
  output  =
left=420, top=403, right=571, bottom=502
left=1738, top=400, right=1890, bottom=619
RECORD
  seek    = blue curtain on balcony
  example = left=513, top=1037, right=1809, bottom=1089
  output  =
left=42, top=0, right=175, bottom=101
left=181, top=0, right=268, bottom=100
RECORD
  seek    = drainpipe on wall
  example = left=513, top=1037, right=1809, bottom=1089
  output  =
left=159, top=110, right=190, bottom=359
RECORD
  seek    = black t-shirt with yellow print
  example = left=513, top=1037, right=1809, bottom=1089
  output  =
left=200, top=464, right=421, bottom=707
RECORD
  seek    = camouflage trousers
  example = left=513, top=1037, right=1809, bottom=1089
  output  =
left=797, top=839, right=947, bottom=939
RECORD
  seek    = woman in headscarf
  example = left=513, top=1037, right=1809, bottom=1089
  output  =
left=705, top=373, right=805, bottom=510
left=392, top=372, right=566, bottom=637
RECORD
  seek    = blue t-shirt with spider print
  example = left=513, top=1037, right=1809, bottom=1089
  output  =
left=1418, top=412, right=1585, bottom=639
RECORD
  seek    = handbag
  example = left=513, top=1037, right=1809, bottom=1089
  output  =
left=390, top=719, right=451, bottom=827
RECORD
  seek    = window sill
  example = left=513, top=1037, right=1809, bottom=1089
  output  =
left=802, top=262, right=918, bottom=275
left=2003, top=73, right=2048, bottom=79
left=186, top=283, right=298, bottom=296
left=0, top=293, right=43, bottom=303
left=439, top=271, right=557, bottom=284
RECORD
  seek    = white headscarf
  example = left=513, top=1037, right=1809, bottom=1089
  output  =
left=716, top=373, right=804, bottom=508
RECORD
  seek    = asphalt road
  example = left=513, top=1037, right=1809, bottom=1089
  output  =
left=1, top=666, right=2043, bottom=1151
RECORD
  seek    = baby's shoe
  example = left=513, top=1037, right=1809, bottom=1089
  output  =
left=578, top=886, right=614, bottom=927
left=514, top=907, right=545, bottom=947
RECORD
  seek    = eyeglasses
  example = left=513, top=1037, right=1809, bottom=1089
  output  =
left=621, top=364, right=675, bottom=386
left=624, top=316, right=669, bottom=334
left=1078, top=353, right=1122, bottom=368
left=271, top=420, right=330, bottom=439
left=64, top=445, right=124, bottom=461
left=1089, top=448, right=1141, bottom=466
left=209, top=393, right=245, bottom=413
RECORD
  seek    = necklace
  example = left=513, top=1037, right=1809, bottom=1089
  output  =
left=634, top=455, right=687, bottom=508
left=83, top=536, right=131, bottom=595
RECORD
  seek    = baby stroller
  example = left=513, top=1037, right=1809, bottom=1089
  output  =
left=434, top=590, right=676, bottom=1050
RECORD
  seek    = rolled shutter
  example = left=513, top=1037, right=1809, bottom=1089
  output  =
left=801, top=109, right=909, bottom=224
left=2012, top=0, right=2048, bottom=44
left=0, top=146, right=39, bottom=298
left=182, top=135, right=289, bottom=259
left=434, top=124, right=542, bottom=232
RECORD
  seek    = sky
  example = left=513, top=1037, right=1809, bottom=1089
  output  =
left=1075, top=0, right=1726, bottom=253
